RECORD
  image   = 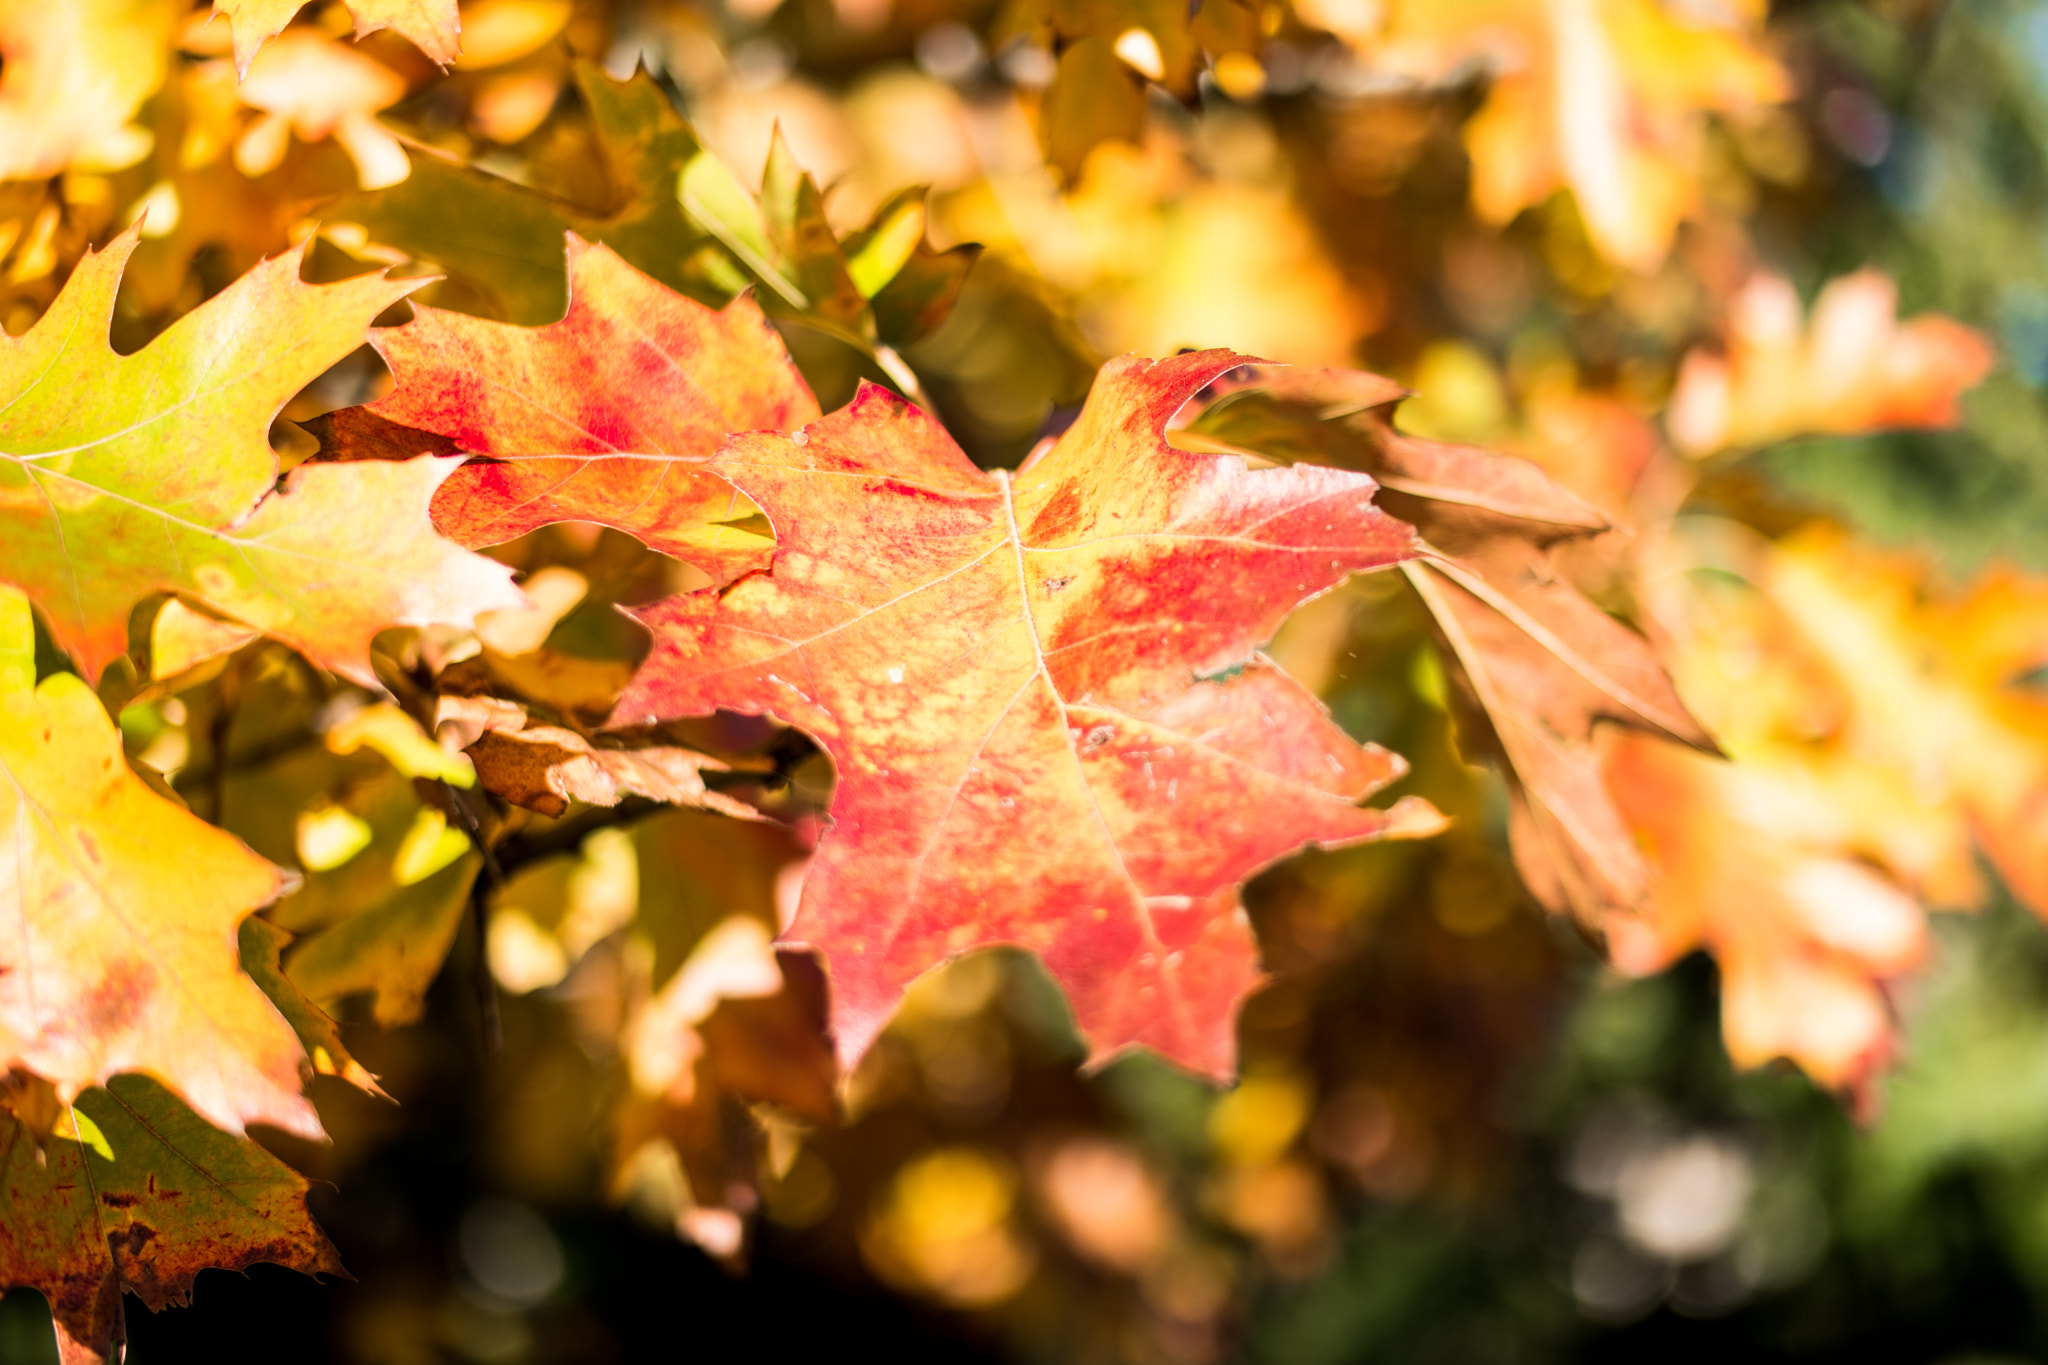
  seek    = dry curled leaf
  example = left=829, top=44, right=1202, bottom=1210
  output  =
left=437, top=693, right=757, bottom=819
left=1186, top=366, right=1716, bottom=930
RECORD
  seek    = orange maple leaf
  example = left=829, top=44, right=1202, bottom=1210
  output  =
left=1605, top=523, right=2048, bottom=1095
left=612, top=353, right=1444, bottom=1079
left=0, top=588, right=318, bottom=1141
left=347, top=235, right=819, bottom=580
left=1667, top=269, right=1997, bottom=455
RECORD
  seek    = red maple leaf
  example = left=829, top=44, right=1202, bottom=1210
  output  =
left=612, top=351, right=1443, bottom=1078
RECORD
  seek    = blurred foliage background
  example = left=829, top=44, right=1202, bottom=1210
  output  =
left=12, top=0, right=2048, bottom=1360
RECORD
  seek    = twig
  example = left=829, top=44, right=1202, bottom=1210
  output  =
left=440, top=781, right=505, bottom=1059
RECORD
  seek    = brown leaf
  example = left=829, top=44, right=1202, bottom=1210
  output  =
left=1189, top=367, right=1715, bottom=928
left=0, top=1075, right=343, bottom=1365
left=463, top=725, right=756, bottom=821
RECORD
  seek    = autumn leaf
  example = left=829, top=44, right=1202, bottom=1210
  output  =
left=231, top=29, right=411, bottom=190
left=0, top=227, right=526, bottom=686
left=435, top=693, right=758, bottom=820
left=0, top=1074, right=344, bottom=1365
left=1666, top=269, right=1997, bottom=455
left=213, top=718, right=480, bottom=1029
left=608, top=811, right=835, bottom=1252
left=352, top=233, right=818, bottom=574
left=209, top=0, right=461, bottom=76
left=339, top=66, right=722, bottom=326
left=692, top=127, right=979, bottom=383
left=250, top=761, right=480, bottom=1029
left=238, top=917, right=387, bottom=1099
left=0, top=586, right=318, bottom=1141
left=340, top=67, right=973, bottom=375
left=145, top=598, right=262, bottom=686
left=1182, top=367, right=1716, bottom=928
left=612, top=351, right=1442, bottom=1079
left=0, top=0, right=177, bottom=182
left=1601, top=521, right=2048, bottom=1093
left=1601, top=729, right=1926, bottom=1096
left=1352, top=0, right=1787, bottom=271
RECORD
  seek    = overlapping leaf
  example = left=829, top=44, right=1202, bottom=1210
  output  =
left=338, top=67, right=975, bottom=373
left=0, top=1075, right=344, bottom=1365
left=0, top=587, right=317, bottom=1141
left=0, top=228, right=525, bottom=686
left=223, top=740, right=479, bottom=1028
left=1183, top=367, right=1716, bottom=929
left=437, top=693, right=757, bottom=820
left=340, top=66, right=710, bottom=326
left=613, top=351, right=1442, bottom=1079
left=347, top=234, right=818, bottom=574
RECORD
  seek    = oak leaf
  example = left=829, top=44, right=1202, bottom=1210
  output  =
left=147, top=599, right=261, bottom=685
left=0, top=1074, right=344, bottom=1365
left=0, top=587, right=318, bottom=1141
left=0, top=228, right=526, bottom=686
left=209, top=0, right=461, bottom=76
left=338, top=68, right=973, bottom=373
left=238, top=918, right=387, bottom=1098
left=612, top=352, right=1442, bottom=1078
left=355, top=233, right=818, bottom=574
left=1667, top=270, right=1996, bottom=455
left=1182, top=367, right=1717, bottom=929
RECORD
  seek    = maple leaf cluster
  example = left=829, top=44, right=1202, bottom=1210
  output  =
left=0, top=0, right=2036, bottom=1357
